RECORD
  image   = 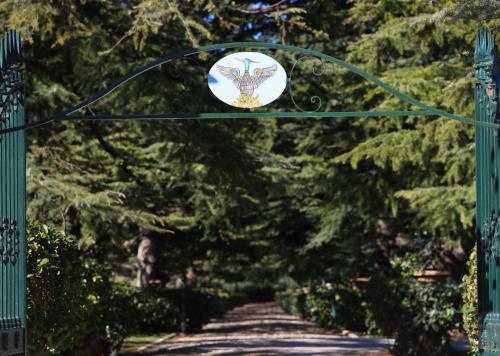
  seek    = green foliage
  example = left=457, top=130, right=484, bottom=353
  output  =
left=275, top=289, right=308, bottom=319
left=363, top=275, right=462, bottom=356
left=115, top=285, right=246, bottom=333
left=462, top=245, right=479, bottom=355
left=277, top=275, right=461, bottom=356
left=333, top=285, right=367, bottom=332
left=275, top=286, right=365, bottom=331
left=394, top=282, right=462, bottom=356
left=27, top=221, right=129, bottom=355
left=305, top=287, right=336, bottom=329
left=27, top=220, right=246, bottom=354
left=125, top=286, right=183, bottom=333
left=451, top=0, right=500, bottom=23
left=362, top=277, right=405, bottom=337
left=2, top=1, right=493, bottom=352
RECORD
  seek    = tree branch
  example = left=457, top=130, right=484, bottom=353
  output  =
left=231, top=0, right=286, bottom=14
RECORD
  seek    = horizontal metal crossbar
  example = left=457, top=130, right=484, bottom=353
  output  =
left=0, top=41, right=491, bottom=134
left=65, top=111, right=434, bottom=120
left=5, top=110, right=489, bottom=134
left=63, top=110, right=500, bottom=127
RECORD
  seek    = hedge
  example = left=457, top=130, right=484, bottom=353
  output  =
left=276, top=279, right=461, bottom=356
left=27, top=221, right=245, bottom=355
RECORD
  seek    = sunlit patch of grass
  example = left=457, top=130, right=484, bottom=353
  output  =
left=119, top=333, right=169, bottom=353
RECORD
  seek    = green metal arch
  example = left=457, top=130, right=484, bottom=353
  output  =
left=0, top=41, right=494, bottom=134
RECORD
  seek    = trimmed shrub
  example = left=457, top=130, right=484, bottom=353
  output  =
left=276, top=285, right=366, bottom=331
left=363, top=275, right=461, bottom=356
left=113, top=284, right=248, bottom=334
left=27, top=221, right=247, bottom=355
left=393, top=282, right=461, bottom=356
left=362, top=277, right=404, bottom=337
left=130, top=287, right=222, bottom=332
left=275, top=289, right=307, bottom=319
left=276, top=278, right=461, bottom=356
left=305, top=287, right=335, bottom=329
left=334, top=284, right=366, bottom=332
left=27, top=221, right=129, bottom=355
left=275, top=287, right=335, bottom=328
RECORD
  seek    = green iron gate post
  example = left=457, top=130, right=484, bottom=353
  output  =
left=0, top=30, right=26, bottom=355
left=475, top=29, right=500, bottom=354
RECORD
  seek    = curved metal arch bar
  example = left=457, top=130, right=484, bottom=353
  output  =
left=0, top=41, right=492, bottom=134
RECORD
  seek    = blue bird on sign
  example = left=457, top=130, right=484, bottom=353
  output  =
left=216, top=58, right=277, bottom=97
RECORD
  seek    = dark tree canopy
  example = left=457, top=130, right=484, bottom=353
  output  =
left=1, top=0, right=498, bottom=333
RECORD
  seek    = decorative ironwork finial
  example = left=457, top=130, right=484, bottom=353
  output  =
left=475, top=28, right=495, bottom=64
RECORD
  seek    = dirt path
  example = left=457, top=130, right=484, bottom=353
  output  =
left=134, top=302, right=392, bottom=355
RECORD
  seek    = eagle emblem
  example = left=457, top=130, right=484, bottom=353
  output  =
left=216, top=58, right=277, bottom=108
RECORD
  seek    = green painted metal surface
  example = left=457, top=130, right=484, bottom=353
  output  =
left=475, top=29, right=500, bottom=355
left=0, top=30, right=26, bottom=355
left=0, top=41, right=490, bottom=135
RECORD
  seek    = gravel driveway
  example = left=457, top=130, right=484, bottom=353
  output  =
left=133, top=302, right=393, bottom=355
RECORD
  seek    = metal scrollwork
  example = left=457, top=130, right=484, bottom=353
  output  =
left=0, top=218, right=20, bottom=265
left=481, top=212, right=500, bottom=259
left=484, top=78, right=498, bottom=131
left=0, top=30, right=23, bottom=131
left=288, top=55, right=331, bottom=112
left=474, top=28, right=499, bottom=136
left=0, top=67, right=23, bottom=116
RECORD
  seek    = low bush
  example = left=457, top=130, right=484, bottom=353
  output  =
left=305, top=287, right=335, bottom=329
left=334, top=284, right=366, bottom=332
left=393, top=281, right=461, bottom=356
left=275, top=287, right=336, bottom=328
left=27, top=221, right=128, bottom=355
left=115, top=286, right=245, bottom=333
left=27, top=221, right=246, bottom=355
left=275, top=289, right=307, bottom=319
left=276, top=278, right=461, bottom=356
left=276, top=285, right=366, bottom=331
left=363, top=275, right=462, bottom=356
left=362, top=277, right=404, bottom=337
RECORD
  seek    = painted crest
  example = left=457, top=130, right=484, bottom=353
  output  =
left=208, top=52, right=287, bottom=108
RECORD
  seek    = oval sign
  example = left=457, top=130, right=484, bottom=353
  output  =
left=208, top=52, right=287, bottom=108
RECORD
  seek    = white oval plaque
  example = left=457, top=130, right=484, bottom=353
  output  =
left=208, top=52, right=287, bottom=108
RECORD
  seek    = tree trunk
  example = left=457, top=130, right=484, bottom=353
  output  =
left=136, top=231, right=159, bottom=288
